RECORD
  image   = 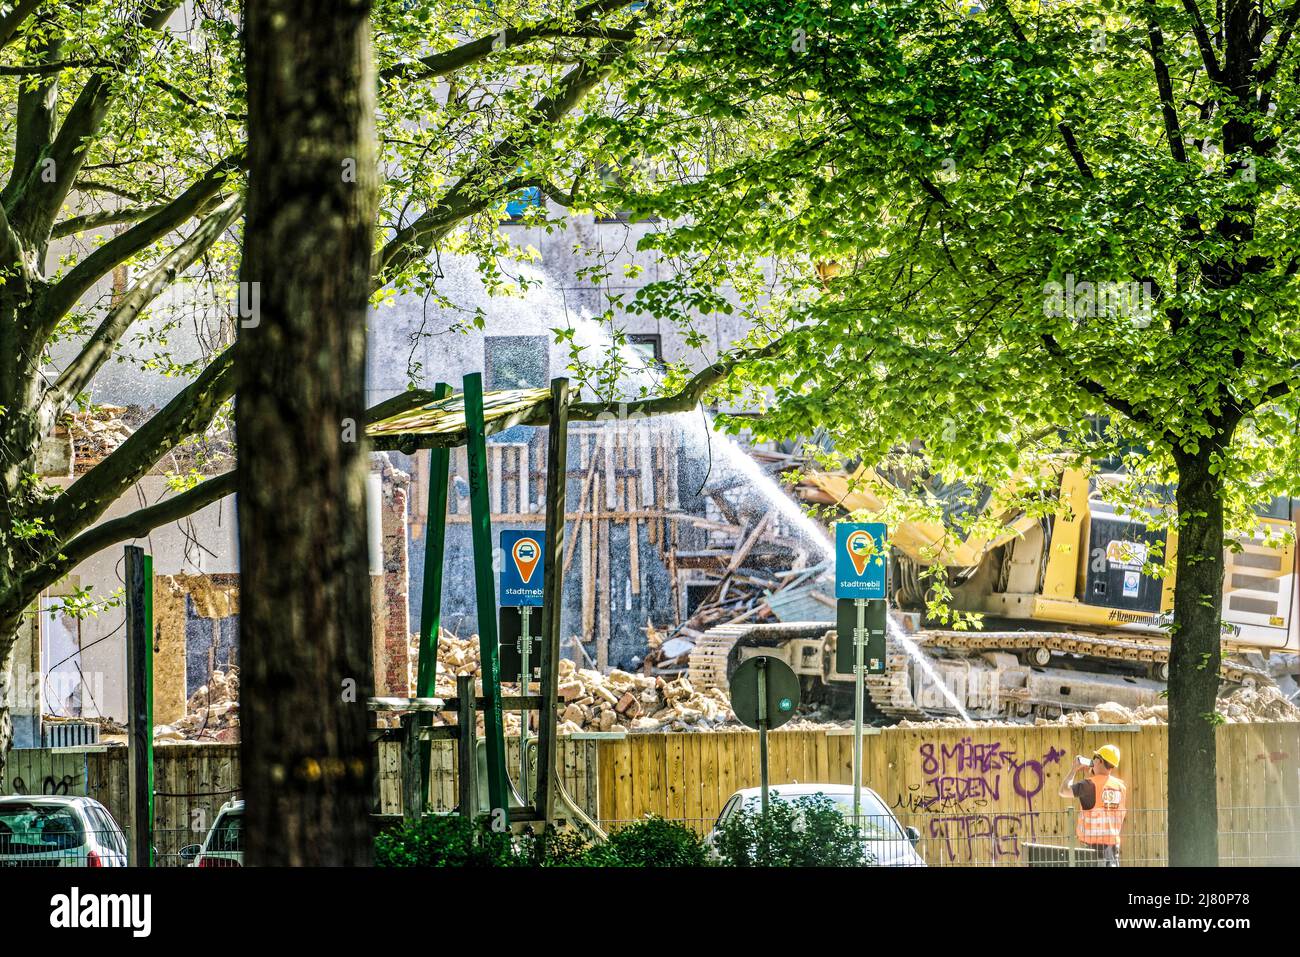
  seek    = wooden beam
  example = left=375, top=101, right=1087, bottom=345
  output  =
left=455, top=675, right=478, bottom=818
left=536, top=377, right=569, bottom=822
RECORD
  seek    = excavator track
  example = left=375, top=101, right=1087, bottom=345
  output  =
left=919, top=629, right=1270, bottom=686
left=687, top=620, right=1271, bottom=722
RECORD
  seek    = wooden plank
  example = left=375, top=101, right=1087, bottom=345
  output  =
left=597, top=517, right=611, bottom=671
left=664, top=735, right=685, bottom=823
left=611, top=737, right=633, bottom=827
left=604, top=432, right=617, bottom=510
left=694, top=733, right=716, bottom=835
left=815, top=729, right=831, bottom=787
left=489, top=444, right=502, bottom=514
left=627, top=735, right=649, bottom=822
left=716, top=732, right=737, bottom=822
left=1219, top=723, right=1242, bottom=866
left=1241, top=723, right=1268, bottom=865
left=1264, top=723, right=1300, bottom=864
left=642, top=731, right=664, bottom=821
left=683, top=733, right=703, bottom=830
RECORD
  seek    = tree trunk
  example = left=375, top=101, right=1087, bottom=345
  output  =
left=1168, top=451, right=1225, bottom=867
left=237, top=0, right=378, bottom=866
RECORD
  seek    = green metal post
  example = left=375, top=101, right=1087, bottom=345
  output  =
left=125, top=546, right=155, bottom=867
left=416, top=382, right=452, bottom=799
left=463, top=372, right=510, bottom=817
left=144, top=553, right=154, bottom=867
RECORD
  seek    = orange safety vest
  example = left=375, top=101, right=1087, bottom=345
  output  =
left=1076, top=773, right=1127, bottom=846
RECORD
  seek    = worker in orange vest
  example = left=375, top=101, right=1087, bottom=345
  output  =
left=1057, top=743, right=1127, bottom=866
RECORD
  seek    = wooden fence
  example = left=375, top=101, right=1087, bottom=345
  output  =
left=592, top=723, right=1300, bottom=867
left=376, top=735, right=601, bottom=819
left=0, top=744, right=240, bottom=859
left=4, top=722, right=1297, bottom=866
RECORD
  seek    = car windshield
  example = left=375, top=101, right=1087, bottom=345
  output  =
left=0, top=804, right=86, bottom=854
left=209, top=812, right=243, bottom=853
left=742, top=791, right=904, bottom=840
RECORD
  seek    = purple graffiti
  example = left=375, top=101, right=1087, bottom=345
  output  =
left=914, top=739, right=1062, bottom=812
left=928, top=812, right=1040, bottom=863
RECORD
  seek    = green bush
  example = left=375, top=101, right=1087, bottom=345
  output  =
left=585, top=816, right=709, bottom=867
left=713, top=793, right=873, bottom=867
left=375, top=814, right=709, bottom=867
left=374, top=815, right=517, bottom=867
left=516, top=825, right=594, bottom=867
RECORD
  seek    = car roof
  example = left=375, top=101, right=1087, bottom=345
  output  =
left=731, top=783, right=882, bottom=797
left=217, top=799, right=245, bottom=814
left=0, top=794, right=94, bottom=806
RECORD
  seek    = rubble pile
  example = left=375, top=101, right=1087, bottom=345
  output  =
left=155, top=668, right=240, bottom=743
left=1036, top=686, right=1300, bottom=727
left=63, top=404, right=137, bottom=473
left=890, top=685, right=1300, bottom=729
left=410, top=630, right=741, bottom=734
left=553, top=660, right=736, bottom=733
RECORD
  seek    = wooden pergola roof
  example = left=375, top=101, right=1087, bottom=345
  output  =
left=367, top=387, right=553, bottom=450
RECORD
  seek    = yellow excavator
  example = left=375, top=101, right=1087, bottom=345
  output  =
left=688, top=464, right=1298, bottom=720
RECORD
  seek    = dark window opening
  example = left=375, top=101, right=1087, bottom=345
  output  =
left=627, top=333, right=663, bottom=369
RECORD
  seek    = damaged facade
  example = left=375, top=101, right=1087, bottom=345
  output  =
left=14, top=208, right=798, bottom=744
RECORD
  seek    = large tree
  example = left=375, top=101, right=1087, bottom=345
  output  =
left=0, top=0, right=662, bottom=784
left=609, top=0, right=1300, bottom=865
left=236, top=0, right=382, bottom=866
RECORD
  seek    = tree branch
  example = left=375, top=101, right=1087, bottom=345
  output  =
left=2, top=18, right=60, bottom=210
left=0, top=56, right=100, bottom=75
left=1041, top=333, right=1171, bottom=439
left=7, top=1, right=179, bottom=241
left=72, top=180, right=146, bottom=203
left=151, top=77, right=246, bottom=122
left=15, top=471, right=237, bottom=603
left=570, top=337, right=786, bottom=420
left=368, top=337, right=789, bottom=449
left=379, top=0, right=635, bottom=82
left=375, top=43, right=632, bottom=284
left=34, top=149, right=244, bottom=340
left=42, top=194, right=243, bottom=421
left=1181, top=0, right=1223, bottom=81
left=50, top=202, right=172, bottom=239
left=0, top=0, right=42, bottom=50
left=41, top=345, right=237, bottom=546
left=1056, top=122, right=1094, bottom=179
left=1258, top=0, right=1300, bottom=83
left=1146, top=4, right=1190, bottom=164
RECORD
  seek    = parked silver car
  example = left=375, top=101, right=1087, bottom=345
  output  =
left=181, top=799, right=243, bottom=867
left=0, top=795, right=129, bottom=867
left=706, top=783, right=927, bottom=866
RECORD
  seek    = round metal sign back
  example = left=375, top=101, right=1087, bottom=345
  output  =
left=729, top=655, right=801, bottom=730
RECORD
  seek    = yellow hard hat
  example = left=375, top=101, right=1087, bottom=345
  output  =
left=1094, top=744, right=1121, bottom=768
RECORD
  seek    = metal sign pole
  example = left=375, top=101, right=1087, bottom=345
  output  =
left=853, top=596, right=865, bottom=834
left=757, top=657, right=769, bottom=819
left=519, top=605, right=530, bottom=797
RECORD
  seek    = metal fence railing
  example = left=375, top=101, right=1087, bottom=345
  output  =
left=3, top=809, right=1293, bottom=867
left=0, top=826, right=131, bottom=867
left=595, top=805, right=1300, bottom=867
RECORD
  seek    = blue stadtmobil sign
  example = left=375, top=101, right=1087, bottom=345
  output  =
left=500, top=529, right=545, bottom=606
left=834, top=522, right=888, bottom=600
